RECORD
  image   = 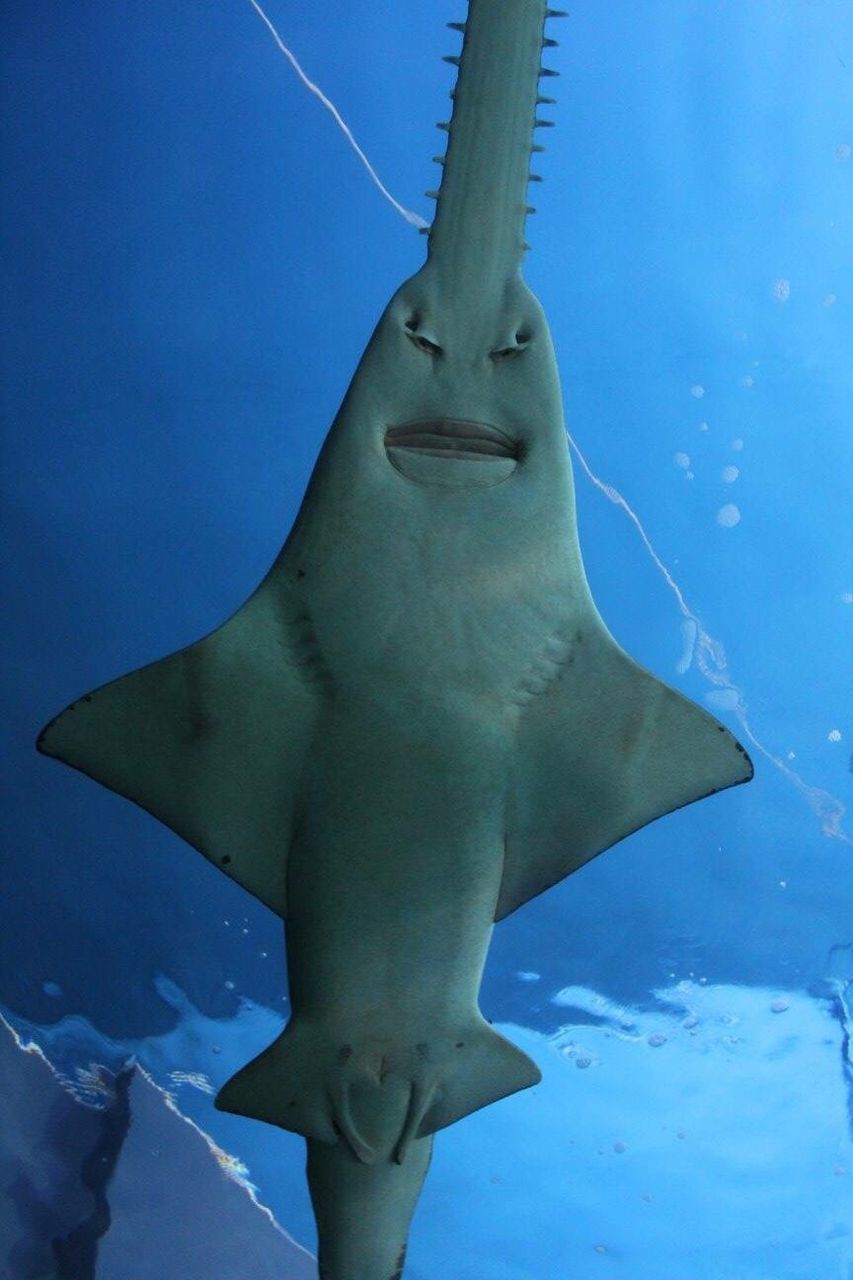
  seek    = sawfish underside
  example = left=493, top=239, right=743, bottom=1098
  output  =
left=38, top=2, right=753, bottom=1276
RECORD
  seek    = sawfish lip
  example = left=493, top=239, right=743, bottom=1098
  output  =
left=384, top=419, right=518, bottom=460
left=384, top=419, right=519, bottom=489
left=384, top=417, right=517, bottom=486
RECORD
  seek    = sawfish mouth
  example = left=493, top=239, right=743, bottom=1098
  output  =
left=384, top=419, right=519, bottom=489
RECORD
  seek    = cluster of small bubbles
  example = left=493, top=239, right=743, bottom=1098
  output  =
left=593, top=1244, right=608, bottom=1255
left=841, top=591, right=853, bottom=605
left=613, top=1140, right=627, bottom=1153
left=770, top=998, right=790, bottom=1014
left=771, top=278, right=791, bottom=303
left=224, top=979, right=235, bottom=991
left=242, top=926, right=249, bottom=935
left=721, top=465, right=739, bottom=484
left=823, top=293, right=837, bottom=308
left=698, top=420, right=709, bottom=432
left=827, top=729, right=843, bottom=743
left=837, top=143, right=851, bottom=160
left=42, top=981, right=63, bottom=998
left=690, top=384, right=705, bottom=399
left=779, top=880, right=787, bottom=888
left=647, top=1032, right=667, bottom=1048
left=575, top=1054, right=593, bottom=1069
left=641, top=1192, right=653, bottom=1203
left=716, top=503, right=741, bottom=528
left=673, top=451, right=691, bottom=470
left=683, top=1015, right=699, bottom=1030
left=676, top=1129, right=687, bottom=1140
left=730, top=437, right=744, bottom=451
left=517, top=970, right=541, bottom=982
left=740, top=374, right=755, bottom=388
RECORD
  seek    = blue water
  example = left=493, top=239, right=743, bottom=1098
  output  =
left=2, top=1, right=852, bottom=1275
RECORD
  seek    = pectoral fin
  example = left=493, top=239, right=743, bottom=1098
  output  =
left=37, top=578, right=322, bottom=918
left=498, top=621, right=752, bottom=920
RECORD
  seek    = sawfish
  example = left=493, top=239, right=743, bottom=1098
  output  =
left=37, top=2, right=753, bottom=1275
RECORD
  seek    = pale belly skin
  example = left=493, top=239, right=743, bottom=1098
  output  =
left=286, top=692, right=510, bottom=1043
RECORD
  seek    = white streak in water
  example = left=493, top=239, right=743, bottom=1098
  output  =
left=246, top=0, right=428, bottom=230
left=566, top=430, right=851, bottom=845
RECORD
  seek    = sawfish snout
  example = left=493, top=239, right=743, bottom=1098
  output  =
left=384, top=419, right=518, bottom=489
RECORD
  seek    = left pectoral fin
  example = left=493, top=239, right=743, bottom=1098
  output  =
left=36, top=578, right=321, bottom=918
left=497, top=623, right=753, bottom=921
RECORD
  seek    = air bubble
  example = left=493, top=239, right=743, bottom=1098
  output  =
left=721, top=465, right=739, bottom=484
left=716, top=503, right=741, bottom=528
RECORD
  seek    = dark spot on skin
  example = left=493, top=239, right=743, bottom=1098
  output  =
left=575, top=629, right=583, bottom=643
left=379, top=1055, right=390, bottom=1081
left=415, top=1043, right=430, bottom=1061
left=83, top=694, right=93, bottom=703
left=288, top=1099, right=296, bottom=1108
left=221, top=855, right=232, bottom=865
left=455, top=1042, right=464, bottom=1049
left=296, top=568, right=306, bottom=579
left=389, top=1244, right=407, bottom=1280
left=338, top=1045, right=353, bottom=1065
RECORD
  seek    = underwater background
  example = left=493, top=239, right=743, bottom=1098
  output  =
left=2, top=1, right=852, bottom=1276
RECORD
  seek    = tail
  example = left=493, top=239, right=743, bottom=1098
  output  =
left=307, top=1132, right=433, bottom=1280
